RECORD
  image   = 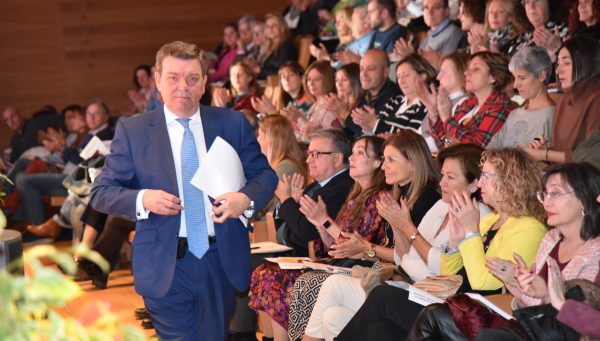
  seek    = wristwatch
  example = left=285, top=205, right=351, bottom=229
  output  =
left=409, top=231, right=419, bottom=242
left=243, top=200, right=255, bottom=219
left=322, top=220, right=332, bottom=229
left=365, top=244, right=376, bottom=258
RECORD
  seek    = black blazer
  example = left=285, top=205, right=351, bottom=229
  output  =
left=279, top=169, right=354, bottom=256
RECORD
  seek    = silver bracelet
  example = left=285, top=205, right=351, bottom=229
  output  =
left=458, top=232, right=481, bottom=247
left=441, top=241, right=459, bottom=256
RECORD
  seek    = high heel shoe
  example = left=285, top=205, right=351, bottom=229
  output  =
left=76, top=258, right=108, bottom=289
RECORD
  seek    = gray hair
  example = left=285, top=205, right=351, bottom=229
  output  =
left=309, top=129, right=351, bottom=164
left=238, top=15, right=257, bottom=27
left=508, top=46, right=552, bottom=84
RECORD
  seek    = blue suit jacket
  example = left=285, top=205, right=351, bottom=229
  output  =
left=90, top=105, right=277, bottom=298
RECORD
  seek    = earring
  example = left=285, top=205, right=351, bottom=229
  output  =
left=470, top=187, right=477, bottom=193
left=582, top=209, right=586, bottom=217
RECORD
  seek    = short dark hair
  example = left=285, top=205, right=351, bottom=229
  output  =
left=558, top=35, right=600, bottom=86
left=86, top=98, right=110, bottom=116
left=459, top=0, right=485, bottom=24
left=61, top=104, right=83, bottom=116
left=133, top=64, right=152, bottom=89
left=371, top=0, right=396, bottom=18
left=470, top=51, right=512, bottom=91
left=543, top=162, right=600, bottom=241
left=309, top=129, right=351, bottom=164
left=397, top=53, right=438, bottom=86
left=437, top=143, right=484, bottom=199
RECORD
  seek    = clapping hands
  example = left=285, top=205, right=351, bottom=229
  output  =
left=274, top=173, right=305, bottom=203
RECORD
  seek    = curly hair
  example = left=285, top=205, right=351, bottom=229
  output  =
left=480, top=148, right=546, bottom=222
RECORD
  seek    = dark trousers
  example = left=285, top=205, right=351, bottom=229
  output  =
left=336, top=284, right=425, bottom=341
left=144, top=243, right=237, bottom=341
left=92, top=215, right=134, bottom=269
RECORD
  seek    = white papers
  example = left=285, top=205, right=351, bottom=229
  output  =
left=191, top=137, right=247, bottom=225
left=192, top=136, right=246, bottom=197
left=250, top=242, right=292, bottom=254
left=79, top=136, right=111, bottom=160
left=302, top=261, right=352, bottom=275
left=465, top=293, right=514, bottom=320
left=386, top=280, right=444, bottom=306
left=265, top=257, right=311, bottom=270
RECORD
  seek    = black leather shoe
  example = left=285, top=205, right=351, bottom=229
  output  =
left=141, top=318, right=154, bottom=329
left=134, top=307, right=150, bottom=320
left=77, top=258, right=108, bottom=289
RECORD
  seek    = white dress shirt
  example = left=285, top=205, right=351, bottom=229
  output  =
left=135, top=105, right=215, bottom=237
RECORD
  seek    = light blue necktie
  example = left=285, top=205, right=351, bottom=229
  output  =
left=177, top=118, right=209, bottom=259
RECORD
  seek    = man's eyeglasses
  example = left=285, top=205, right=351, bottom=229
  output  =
left=306, top=150, right=339, bottom=159
left=536, top=190, right=576, bottom=204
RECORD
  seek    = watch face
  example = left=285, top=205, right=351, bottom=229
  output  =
left=367, top=248, right=376, bottom=258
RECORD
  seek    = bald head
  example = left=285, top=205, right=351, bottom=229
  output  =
left=3, top=106, right=23, bottom=132
left=359, top=49, right=390, bottom=93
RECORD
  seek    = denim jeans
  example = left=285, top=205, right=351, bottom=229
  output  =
left=15, top=172, right=67, bottom=224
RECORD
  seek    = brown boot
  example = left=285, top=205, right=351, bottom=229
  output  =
left=26, top=219, right=62, bottom=239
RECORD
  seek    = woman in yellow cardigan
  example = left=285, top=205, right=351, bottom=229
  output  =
left=440, top=148, right=548, bottom=292
left=334, top=148, right=548, bottom=341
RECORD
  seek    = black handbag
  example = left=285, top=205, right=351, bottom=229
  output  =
left=513, top=285, right=584, bottom=341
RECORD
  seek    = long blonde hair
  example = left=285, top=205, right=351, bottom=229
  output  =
left=263, top=13, right=290, bottom=62
left=383, top=131, right=440, bottom=208
left=259, top=115, right=306, bottom=177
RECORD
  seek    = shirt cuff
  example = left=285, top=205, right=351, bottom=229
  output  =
left=136, top=189, right=150, bottom=220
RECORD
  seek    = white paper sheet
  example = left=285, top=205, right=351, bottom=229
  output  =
left=302, top=261, right=352, bottom=274
left=250, top=242, right=293, bottom=254
left=191, top=136, right=248, bottom=225
left=79, top=136, right=111, bottom=160
left=265, top=257, right=311, bottom=270
left=386, top=280, right=444, bottom=306
left=465, top=293, right=514, bottom=320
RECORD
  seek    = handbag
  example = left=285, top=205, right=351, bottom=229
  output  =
left=446, top=294, right=512, bottom=341
left=62, top=155, right=106, bottom=197
left=413, top=275, right=463, bottom=299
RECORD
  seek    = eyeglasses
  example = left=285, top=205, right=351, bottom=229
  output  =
left=306, top=150, right=339, bottom=159
left=536, top=190, right=576, bottom=204
left=480, top=172, right=496, bottom=182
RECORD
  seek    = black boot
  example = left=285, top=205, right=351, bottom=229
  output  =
left=76, top=258, right=109, bottom=289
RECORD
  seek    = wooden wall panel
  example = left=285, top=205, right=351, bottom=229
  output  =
left=0, top=0, right=286, bottom=151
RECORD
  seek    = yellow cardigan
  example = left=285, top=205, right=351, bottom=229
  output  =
left=441, top=212, right=547, bottom=291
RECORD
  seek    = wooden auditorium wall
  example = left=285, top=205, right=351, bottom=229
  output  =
left=0, top=0, right=286, bottom=149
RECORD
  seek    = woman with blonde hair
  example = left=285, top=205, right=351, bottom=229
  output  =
left=256, top=13, right=298, bottom=80
left=469, top=0, right=531, bottom=55
left=336, top=148, right=547, bottom=340
left=257, top=115, right=307, bottom=214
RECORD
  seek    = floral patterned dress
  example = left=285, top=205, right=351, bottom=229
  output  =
left=248, top=190, right=391, bottom=330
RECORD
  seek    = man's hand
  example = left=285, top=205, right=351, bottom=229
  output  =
left=351, top=105, right=378, bottom=131
left=142, top=190, right=183, bottom=215
left=212, top=192, right=251, bottom=223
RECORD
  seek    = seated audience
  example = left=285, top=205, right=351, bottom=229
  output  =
left=487, top=46, right=554, bottom=148
left=236, top=15, right=257, bottom=59
left=410, top=162, right=600, bottom=340
left=335, top=5, right=375, bottom=66
left=418, top=0, right=465, bottom=54
left=345, top=49, right=401, bottom=139
left=251, top=135, right=390, bottom=341
left=3, top=106, right=40, bottom=164
left=15, top=100, right=114, bottom=227
left=209, top=23, right=240, bottom=82
left=353, top=53, right=437, bottom=135
left=334, top=148, right=547, bottom=340
left=256, top=115, right=307, bottom=216
left=469, top=0, right=531, bottom=55
left=567, top=0, right=600, bottom=40
left=255, top=13, right=298, bottom=80
left=367, top=0, right=407, bottom=53
left=302, top=143, right=490, bottom=341
left=323, top=63, right=362, bottom=125
left=126, top=64, right=154, bottom=114
left=291, top=61, right=340, bottom=142
left=429, top=51, right=513, bottom=149
left=523, top=35, right=600, bottom=163
left=508, top=0, right=568, bottom=58
left=418, top=51, right=469, bottom=151
left=253, top=62, right=314, bottom=117
left=310, top=6, right=354, bottom=63
left=212, top=62, right=260, bottom=114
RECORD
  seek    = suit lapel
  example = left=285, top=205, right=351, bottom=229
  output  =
left=147, top=109, right=179, bottom=196
left=200, top=105, right=220, bottom=150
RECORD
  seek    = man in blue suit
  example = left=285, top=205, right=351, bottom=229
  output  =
left=90, top=41, right=278, bottom=340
